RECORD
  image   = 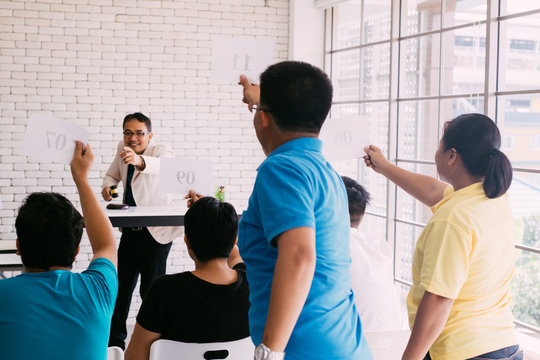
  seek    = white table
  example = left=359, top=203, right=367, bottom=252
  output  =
left=1, top=206, right=190, bottom=274
left=105, top=205, right=188, bottom=228
left=0, top=240, right=21, bottom=273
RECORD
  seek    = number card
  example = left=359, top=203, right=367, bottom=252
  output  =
left=159, top=158, right=213, bottom=195
left=20, top=114, right=89, bottom=165
left=319, top=116, right=371, bottom=161
left=211, top=36, right=275, bottom=83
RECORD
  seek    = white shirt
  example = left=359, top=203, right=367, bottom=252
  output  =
left=349, top=227, right=405, bottom=332
left=102, top=140, right=182, bottom=244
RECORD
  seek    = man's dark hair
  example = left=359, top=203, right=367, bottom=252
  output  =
left=15, top=192, right=84, bottom=270
left=259, top=61, right=333, bottom=133
left=184, top=197, right=239, bottom=262
left=122, top=112, right=152, bottom=132
left=341, top=176, right=371, bottom=225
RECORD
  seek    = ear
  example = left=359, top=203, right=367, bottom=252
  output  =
left=148, top=132, right=153, bottom=141
left=259, top=109, right=272, bottom=130
left=73, top=245, right=80, bottom=262
left=184, top=234, right=191, bottom=250
left=448, top=148, right=458, bottom=166
left=16, top=238, right=21, bottom=256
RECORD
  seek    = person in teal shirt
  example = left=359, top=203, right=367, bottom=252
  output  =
left=0, top=142, right=118, bottom=360
left=238, top=61, right=372, bottom=360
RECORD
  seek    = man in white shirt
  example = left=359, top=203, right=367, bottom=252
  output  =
left=342, top=176, right=404, bottom=332
left=102, top=112, right=182, bottom=349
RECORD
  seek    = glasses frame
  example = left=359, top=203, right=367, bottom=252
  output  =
left=123, top=130, right=151, bottom=138
left=252, top=104, right=271, bottom=113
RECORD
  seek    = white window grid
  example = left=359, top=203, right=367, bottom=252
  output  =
left=324, top=0, right=540, bottom=334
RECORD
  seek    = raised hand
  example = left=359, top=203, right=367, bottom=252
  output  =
left=238, top=74, right=260, bottom=112
left=185, top=189, right=205, bottom=208
left=70, top=141, right=94, bottom=183
left=363, top=145, right=391, bottom=175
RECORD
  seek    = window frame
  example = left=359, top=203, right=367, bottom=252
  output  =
left=324, top=0, right=540, bottom=336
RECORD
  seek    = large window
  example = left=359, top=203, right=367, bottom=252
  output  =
left=324, top=0, right=540, bottom=346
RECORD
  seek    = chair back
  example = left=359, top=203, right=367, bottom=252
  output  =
left=149, top=337, right=254, bottom=360
left=107, top=346, right=124, bottom=360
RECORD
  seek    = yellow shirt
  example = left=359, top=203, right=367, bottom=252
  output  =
left=407, top=183, right=518, bottom=360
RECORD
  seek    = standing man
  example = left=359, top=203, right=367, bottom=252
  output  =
left=102, top=112, right=182, bottom=349
left=238, top=62, right=372, bottom=359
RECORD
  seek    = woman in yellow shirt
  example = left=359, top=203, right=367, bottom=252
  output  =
left=364, top=113, right=522, bottom=360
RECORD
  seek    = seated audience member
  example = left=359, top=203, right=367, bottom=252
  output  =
left=0, top=142, right=118, bottom=360
left=125, top=194, right=250, bottom=360
left=342, top=176, right=404, bottom=332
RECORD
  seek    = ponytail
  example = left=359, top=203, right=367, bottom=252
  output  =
left=442, top=113, right=513, bottom=199
left=483, top=149, right=513, bottom=198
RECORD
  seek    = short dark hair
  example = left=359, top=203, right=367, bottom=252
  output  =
left=184, top=197, right=238, bottom=262
left=259, top=61, right=333, bottom=133
left=15, top=192, right=84, bottom=269
left=341, top=176, right=371, bottom=224
left=442, top=113, right=512, bottom=198
left=122, top=112, right=152, bottom=132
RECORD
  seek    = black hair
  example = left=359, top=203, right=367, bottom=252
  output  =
left=122, top=112, right=152, bottom=132
left=442, top=113, right=512, bottom=198
left=184, top=197, right=238, bottom=262
left=259, top=61, right=333, bottom=133
left=15, top=192, right=84, bottom=270
left=341, top=176, right=371, bottom=224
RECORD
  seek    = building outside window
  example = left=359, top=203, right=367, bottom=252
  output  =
left=323, top=0, right=540, bottom=353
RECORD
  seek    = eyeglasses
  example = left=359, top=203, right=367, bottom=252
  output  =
left=252, top=104, right=271, bottom=112
left=123, top=130, right=150, bottom=137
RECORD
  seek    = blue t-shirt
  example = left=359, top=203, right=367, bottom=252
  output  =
left=0, top=258, right=118, bottom=360
left=238, top=137, right=372, bottom=359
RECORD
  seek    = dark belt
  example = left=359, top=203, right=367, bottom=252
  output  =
left=123, top=227, right=144, bottom=232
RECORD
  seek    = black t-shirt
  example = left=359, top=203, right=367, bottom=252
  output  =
left=136, top=263, right=250, bottom=343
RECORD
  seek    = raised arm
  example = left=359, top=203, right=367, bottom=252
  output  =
left=71, top=141, right=117, bottom=268
left=364, top=145, right=447, bottom=207
left=238, top=74, right=260, bottom=112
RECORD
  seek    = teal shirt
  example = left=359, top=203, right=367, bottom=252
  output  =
left=0, top=258, right=118, bottom=360
left=238, top=138, right=372, bottom=359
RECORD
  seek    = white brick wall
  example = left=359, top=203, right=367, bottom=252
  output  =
left=0, top=0, right=289, bottom=323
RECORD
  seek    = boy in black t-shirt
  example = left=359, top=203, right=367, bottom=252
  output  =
left=125, top=196, right=249, bottom=360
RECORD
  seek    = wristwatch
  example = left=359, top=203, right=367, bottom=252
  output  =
left=254, top=343, right=285, bottom=360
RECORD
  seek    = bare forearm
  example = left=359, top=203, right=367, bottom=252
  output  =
left=125, top=323, right=160, bottom=360
left=382, top=163, right=446, bottom=207
left=74, top=177, right=116, bottom=263
left=402, top=291, right=453, bottom=360
left=262, top=228, right=316, bottom=351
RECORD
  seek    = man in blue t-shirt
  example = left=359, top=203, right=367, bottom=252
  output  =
left=0, top=142, right=118, bottom=360
left=238, top=62, right=373, bottom=360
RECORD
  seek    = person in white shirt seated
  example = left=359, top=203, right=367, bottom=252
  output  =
left=342, top=176, right=405, bottom=332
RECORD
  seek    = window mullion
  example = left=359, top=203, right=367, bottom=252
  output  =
left=485, top=0, right=499, bottom=118
left=387, top=0, right=401, bottom=286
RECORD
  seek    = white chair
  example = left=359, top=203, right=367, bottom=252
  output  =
left=365, top=330, right=410, bottom=360
left=149, top=337, right=254, bottom=360
left=107, top=346, right=124, bottom=360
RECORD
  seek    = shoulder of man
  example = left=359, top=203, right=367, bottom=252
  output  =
left=143, top=141, right=173, bottom=157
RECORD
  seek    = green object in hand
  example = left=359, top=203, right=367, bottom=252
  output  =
left=215, top=186, right=225, bottom=202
